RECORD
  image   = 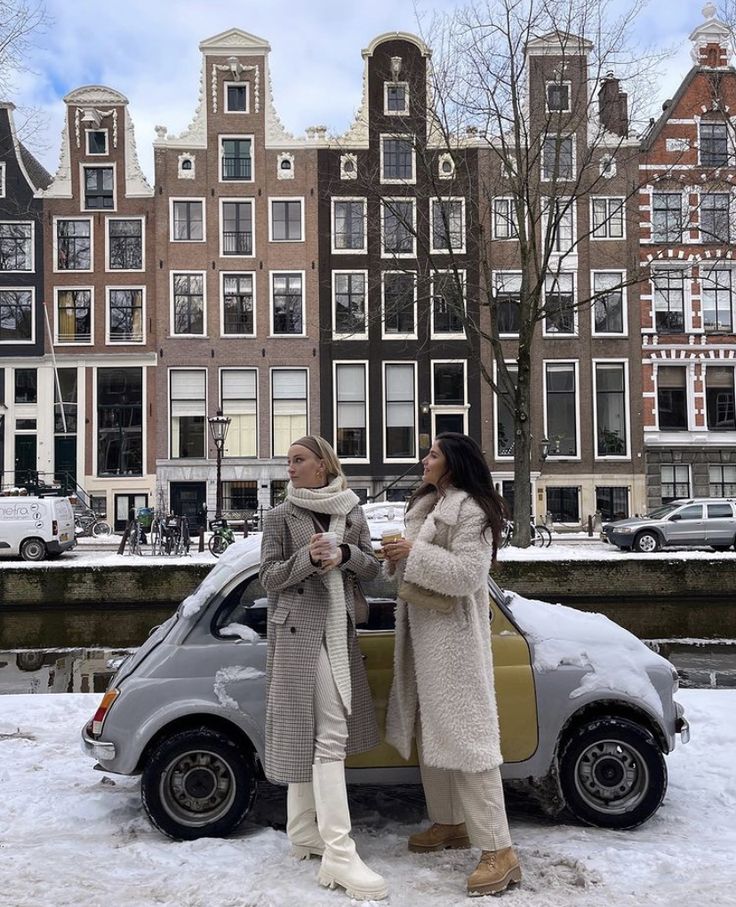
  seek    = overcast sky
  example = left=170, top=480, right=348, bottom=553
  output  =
left=6, top=0, right=719, bottom=181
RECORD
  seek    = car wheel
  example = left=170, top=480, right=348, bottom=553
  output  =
left=141, top=727, right=256, bottom=840
left=20, top=538, right=46, bottom=561
left=559, top=717, right=667, bottom=829
left=633, top=531, right=660, bottom=553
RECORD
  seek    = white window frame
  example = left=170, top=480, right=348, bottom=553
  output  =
left=381, top=270, right=418, bottom=340
left=541, top=135, right=576, bottom=181
left=0, top=162, right=5, bottom=197
left=430, top=359, right=469, bottom=436
left=697, top=188, right=734, bottom=244
left=219, top=197, right=255, bottom=259
left=430, top=269, right=466, bottom=340
left=53, top=216, right=93, bottom=274
left=492, top=197, right=518, bottom=240
left=331, top=197, right=367, bottom=254
left=382, top=360, right=418, bottom=463
left=219, top=134, right=255, bottom=183
left=648, top=189, right=686, bottom=245
left=381, top=197, right=416, bottom=258
left=169, top=197, right=206, bottom=244
left=592, top=359, right=631, bottom=460
left=430, top=197, right=466, bottom=254
left=545, top=80, right=572, bottom=113
left=167, top=367, right=208, bottom=461
left=333, top=360, right=370, bottom=464
left=655, top=364, right=693, bottom=432
left=590, top=196, right=626, bottom=240
left=219, top=366, right=259, bottom=458
left=542, top=359, right=581, bottom=461
left=0, top=220, right=34, bottom=272
left=332, top=269, right=369, bottom=340
left=380, top=133, right=416, bottom=185
left=698, top=120, right=731, bottom=168
left=224, top=80, right=250, bottom=114
left=54, top=286, right=94, bottom=346
left=105, top=286, right=146, bottom=346
left=384, top=81, right=410, bottom=115
left=269, top=270, right=306, bottom=338
left=493, top=358, right=518, bottom=461
left=268, top=197, right=305, bottom=244
left=0, top=286, right=35, bottom=345
left=591, top=269, right=628, bottom=337
left=542, top=270, right=578, bottom=338
left=80, top=162, right=117, bottom=213
left=270, top=366, right=309, bottom=458
left=650, top=266, right=691, bottom=334
left=493, top=270, right=522, bottom=339
left=85, top=128, right=109, bottom=156
left=170, top=270, right=207, bottom=338
left=220, top=271, right=256, bottom=338
left=542, top=197, right=577, bottom=257
left=105, top=216, right=145, bottom=273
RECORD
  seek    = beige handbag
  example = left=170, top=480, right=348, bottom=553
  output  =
left=398, top=579, right=458, bottom=614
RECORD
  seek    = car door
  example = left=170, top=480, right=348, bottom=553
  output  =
left=664, top=503, right=704, bottom=545
left=705, top=502, right=736, bottom=546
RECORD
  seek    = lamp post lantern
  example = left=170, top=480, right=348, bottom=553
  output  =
left=208, top=409, right=231, bottom=520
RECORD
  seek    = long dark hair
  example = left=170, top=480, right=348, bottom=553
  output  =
left=407, top=432, right=507, bottom=563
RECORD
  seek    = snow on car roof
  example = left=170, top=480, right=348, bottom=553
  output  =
left=179, top=535, right=262, bottom=618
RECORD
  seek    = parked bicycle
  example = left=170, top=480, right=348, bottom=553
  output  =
left=151, top=513, right=191, bottom=556
left=208, top=518, right=235, bottom=557
left=74, top=508, right=112, bottom=538
left=501, top=519, right=552, bottom=548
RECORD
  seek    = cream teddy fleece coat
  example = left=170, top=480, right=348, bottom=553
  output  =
left=385, top=486, right=503, bottom=772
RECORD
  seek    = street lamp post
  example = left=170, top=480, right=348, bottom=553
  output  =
left=208, top=410, right=231, bottom=521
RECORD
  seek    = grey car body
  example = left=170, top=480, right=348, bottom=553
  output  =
left=81, top=536, right=689, bottom=839
left=603, top=498, right=736, bottom=552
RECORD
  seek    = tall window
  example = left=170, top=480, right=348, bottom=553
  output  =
left=170, top=369, right=206, bottom=459
left=592, top=272, right=625, bottom=334
left=382, top=200, right=415, bottom=255
left=57, top=290, right=91, bottom=344
left=385, top=363, right=416, bottom=459
left=0, top=290, right=32, bottom=342
left=383, top=272, right=415, bottom=336
left=700, top=121, right=729, bottom=167
left=710, top=465, right=736, bottom=496
left=495, top=273, right=521, bottom=335
left=661, top=465, right=689, bottom=502
left=702, top=268, right=733, bottom=333
left=541, top=136, right=574, bottom=180
left=108, top=219, right=142, bottom=270
left=705, top=367, right=735, bottom=430
left=222, top=274, right=254, bottom=335
left=222, top=369, right=257, bottom=457
left=546, top=487, right=580, bottom=522
left=108, top=289, right=143, bottom=343
left=0, top=223, right=32, bottom=270
left=493, top=197, right=518, bottom=239
left=54, top=368, right=77, bottom=485
left=657, top=367, right=688, bottom=430
left=97, top=368, right=143, bottom=476
left=432, top=272, right=464, bottom=335
left=333, top=272, right=367, bottom=337
left=591, top=197, right=624, bottom=239
left=172, top=273, right=205, bottom=335
left=653, top=270, right=685, bottom=333
left=545, top=363, right=577, bottom=456
left=381, top=136, right=414, bottom=182
left=222, top=201, right=253, bottom=255
left=272, top=369, right=308, bottom=456
left=270, top=200, right=302, bottom=242
left=57, top=220, right=91, bottom=270
left=545, top=199, right=574, bottom=253
left=596, top=487, right=629, bottom=522
left=544, top=273, right=575, bottom=334
left=700, top=192, right=730, bottom=243
left=335, top=363, right=367, bottom=459
left=332, top=200, right=366, bottom=252
left=433, top=361, right=466, bottom=434
left=431, top=199, right=465, bottom=252
left=271, top=273, right=303, bottom=335
left=14, top=368, right=37, bottom=402
left=84, top=167, right=113, bottom=209
left=595, top=363, right=627, bottom=456
left=651, top=193, right=683, bottom=242
left=221, top=138, right=252, bottom=180
left=172, top=201, right=204, bottom=241
left=496, top=364, right=517, bottom=458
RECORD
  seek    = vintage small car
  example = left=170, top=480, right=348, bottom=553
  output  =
left=81, top=536, right=689, bottom=840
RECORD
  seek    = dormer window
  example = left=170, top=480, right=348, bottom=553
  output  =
left=385, top=82, right=409, bottom=115
left=86, top=130, right=108, bottom=155
left=546, top=82, right=571, bottom=113
left=225, top=82, right=249, bottom=113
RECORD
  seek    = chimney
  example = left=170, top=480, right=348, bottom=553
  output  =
left=598, top=71, right=629, bottom=138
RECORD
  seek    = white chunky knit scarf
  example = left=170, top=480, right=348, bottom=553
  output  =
left=286, top=477, right=359, bottom=714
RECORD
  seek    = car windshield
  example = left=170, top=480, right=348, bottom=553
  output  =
left=645, top=504, right=680, bottom=520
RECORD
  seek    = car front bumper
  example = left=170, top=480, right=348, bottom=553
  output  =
left=604, top=530, right=636, bottom=549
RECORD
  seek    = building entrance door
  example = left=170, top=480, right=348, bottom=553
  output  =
left=170, top=481, right=207, bottom=532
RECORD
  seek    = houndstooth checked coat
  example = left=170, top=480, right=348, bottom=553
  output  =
left=259, top=500, right=381, bottom=784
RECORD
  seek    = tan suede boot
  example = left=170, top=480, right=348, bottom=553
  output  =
left=408, top=822, right=471, bottom=853
left=467, top=847, right=521, bottom=897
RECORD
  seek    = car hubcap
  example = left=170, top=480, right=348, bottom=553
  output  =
left=160, top=750, right=236, bottom=827
left=639, top=535, right=656, bottom=552
left=575, top=740, right=649, bottom=815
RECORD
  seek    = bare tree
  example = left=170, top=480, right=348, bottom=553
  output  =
left=0, top=1, right=48, bottom=150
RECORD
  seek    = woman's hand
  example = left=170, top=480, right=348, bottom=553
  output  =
left=382, top=538, right=413, bottom=565
left=309, top=534, right=344, bottom=572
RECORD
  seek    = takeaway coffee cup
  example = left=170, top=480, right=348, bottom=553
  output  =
left=381, top=528, right=403, bottom=546
left=321, top=531, right=338, bottom=554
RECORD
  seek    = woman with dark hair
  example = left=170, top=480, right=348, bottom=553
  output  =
left=382, top=432, right=522, bottom=898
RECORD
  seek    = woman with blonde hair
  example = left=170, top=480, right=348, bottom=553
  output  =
left=259, top=435, right=387, bottom=901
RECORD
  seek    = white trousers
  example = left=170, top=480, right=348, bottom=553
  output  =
left=313, top=641, right=349, bottom=763
left=418, top=737, right=513, bottom=852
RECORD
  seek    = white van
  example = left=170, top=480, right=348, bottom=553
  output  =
left=0, top=496, right=77, bottom=561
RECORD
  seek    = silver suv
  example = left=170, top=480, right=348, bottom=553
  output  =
left=603, top=498, right=736, bottom=553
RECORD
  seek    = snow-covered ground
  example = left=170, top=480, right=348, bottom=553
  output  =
left=0, top=691, right=732, bottom=907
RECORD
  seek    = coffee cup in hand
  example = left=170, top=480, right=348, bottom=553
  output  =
left=381, top=529, right=403, bottom=546
left=320, top=532, right=338, bottom=564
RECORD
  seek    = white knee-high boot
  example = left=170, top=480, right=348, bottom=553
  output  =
left=312, top=760, right=388, bottom=900
left=286, top=782, right=324, bottom=859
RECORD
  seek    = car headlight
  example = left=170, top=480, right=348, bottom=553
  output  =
left=615, top=527, right=635, bottom=534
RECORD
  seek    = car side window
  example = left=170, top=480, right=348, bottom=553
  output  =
left=211, top=574, right=268, bottom=639
left=707, top=504, right=733, bottom=519
left=676, top=505, right=703, bottom=521
left=360, top=574, right=398, bottom=632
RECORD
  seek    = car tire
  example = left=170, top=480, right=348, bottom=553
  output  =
left=20, top=538, right=47, bottom=561
left=559, top=717, right=667, bottom=829
left=141, top=727, right=256, bottom=840
left=633, top=531, right=660, bottom=553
